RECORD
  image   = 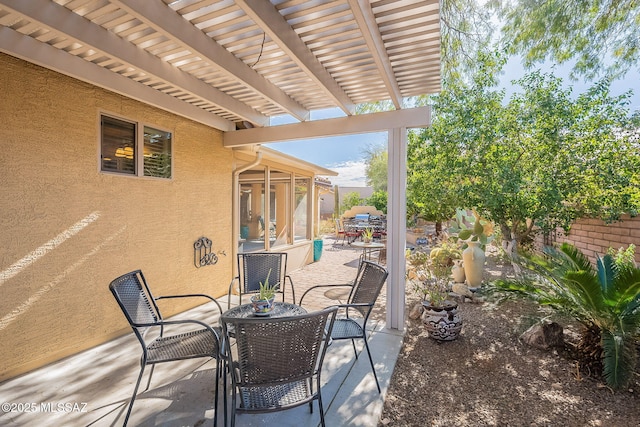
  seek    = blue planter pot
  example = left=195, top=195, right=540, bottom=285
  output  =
left=313, top=239, right=323, bottom=262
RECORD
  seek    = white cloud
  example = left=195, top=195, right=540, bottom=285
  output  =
left=323, top=160, right=367, bottom=187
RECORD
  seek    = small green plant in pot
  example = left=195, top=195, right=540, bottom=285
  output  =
left=250, top=269, right=278, bottom=314
left=406, top=245, right=463, bottom=340
left=362, top=227, right=374, bottom=243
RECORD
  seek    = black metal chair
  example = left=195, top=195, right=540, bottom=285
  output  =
left=221, top=307, right=337, bottom=427
left=299, top=260, right=388, bottom=393
left=227, top=252, right=296, bottom=309
left=109, top=270, right=225, bottom=426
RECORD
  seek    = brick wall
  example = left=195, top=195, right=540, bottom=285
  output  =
left=536, top=215, right=640, bottom=264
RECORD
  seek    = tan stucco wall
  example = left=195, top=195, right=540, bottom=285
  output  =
left=0, top=53, right=234, bottom=381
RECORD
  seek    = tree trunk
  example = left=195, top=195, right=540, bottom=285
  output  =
left=500, top=223, right=521, bottom=276
left=435, top=221, right=442, bottom=236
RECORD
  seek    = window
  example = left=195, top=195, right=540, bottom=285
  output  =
left=100, top=115, right=172, bottom=178
left=238, top=168, right=312, bottom=253
left=294, top=178, right=309, bottom=241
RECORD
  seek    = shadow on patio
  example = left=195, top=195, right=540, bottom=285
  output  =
left=0, top=237, right=402, bottom=426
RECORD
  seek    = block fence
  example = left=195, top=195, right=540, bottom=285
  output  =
left=535, top=214, right=640, bottom=264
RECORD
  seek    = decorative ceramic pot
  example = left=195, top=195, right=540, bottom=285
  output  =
left=250, top=295, right=275, bottom=314
left=451, top=259, right=466, bottom=283
left=462, top=240, right=485, bottom=287
left=422, top=301, right=463, bottom=341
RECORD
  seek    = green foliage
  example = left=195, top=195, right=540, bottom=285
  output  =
left=489, top=243, right=640, bottom=389
left=365, top=190, right=387, bottom=214
left=257, top=269, right=277, bottom=301
left=499, top=0, right=640, bottom=79
left=406, top=242, right=461, bottom=306
left=340, top=192, right=363, bottom=215
left=363, top=145, right=388, bottom=192
left=412, top=50, right=640, bottom=252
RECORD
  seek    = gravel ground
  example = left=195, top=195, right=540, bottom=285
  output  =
left=378, top=253, right=640, bottom=427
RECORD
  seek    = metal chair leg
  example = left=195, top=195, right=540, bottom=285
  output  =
left=362, top=335, right=381, bottom=393
left=124, top=363, right=147, bottom=426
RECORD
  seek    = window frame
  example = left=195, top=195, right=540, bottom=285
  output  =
left=99, top=112, right=173, bottom=179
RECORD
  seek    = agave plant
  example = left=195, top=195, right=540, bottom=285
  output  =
left=490, top=243, right=640, bottom=390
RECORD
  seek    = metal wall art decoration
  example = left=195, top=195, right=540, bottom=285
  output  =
left=193, top=237, right=226, bottom=268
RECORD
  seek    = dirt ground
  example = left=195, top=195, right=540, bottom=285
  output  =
left=378, top=252, right=640, bottom=427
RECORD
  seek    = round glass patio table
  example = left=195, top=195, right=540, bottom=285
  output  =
left=223, top=301, right=307, bottom=319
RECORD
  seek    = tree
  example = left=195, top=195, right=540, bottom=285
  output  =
left=340, top=191, right=363, bottom=215
left=499, top=0, right=640, bottom=79
left=414, top=50, right=640, bottom=253
left=366, top=191, right=387, bottom=214
left=363, top=145, right=388, bottom=192
left=409, top=51, right=506, bottom=234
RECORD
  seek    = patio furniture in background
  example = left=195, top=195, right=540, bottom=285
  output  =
left=298, top=260, right=389, bottom=393
left=109, top=270, right=225, bottom=427
left=227, top=252, right=296, bottom=309
left=221, top=307, right=338, bottom=427
left=351, top=241, right=386, bottom=265
left=334, top=218, right=346, bottom=244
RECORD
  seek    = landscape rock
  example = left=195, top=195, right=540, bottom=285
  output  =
left=409, top=302, right=424, bottom=320
left=520, top=321, right=565, bottom=350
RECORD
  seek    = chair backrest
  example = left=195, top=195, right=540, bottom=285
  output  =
left=237, top=252, right=286, bottom=294
left=222, top=307, right=337, bottom=387
left=348, top=261, right=389, bottom=318
left=109, top=270, right=162, bottom=345
left=335, top=218, right=344, bottom=233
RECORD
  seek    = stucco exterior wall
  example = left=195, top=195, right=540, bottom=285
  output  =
left=0, top=54, right=234, bottom=381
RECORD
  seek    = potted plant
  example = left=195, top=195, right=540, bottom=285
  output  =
left=362, top=227, right=374, bottom=243
left=250, top=270, right=277, bottom=315
left=406, top=246, right=463, bottom=340
left=448, top=208, right=494, bottom=287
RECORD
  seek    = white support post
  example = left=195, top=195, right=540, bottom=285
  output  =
left=386, top=127, right=407, bottom=331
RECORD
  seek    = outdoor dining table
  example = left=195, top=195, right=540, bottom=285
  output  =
left=222, top=301, right=307, bottom=324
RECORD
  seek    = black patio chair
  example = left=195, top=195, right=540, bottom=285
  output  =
left=299, top=260, right=388, bottom=393
left=221, top=306, right=337, bottom=427
left=109, top=270, right=225, bottom=426
left=227, top=252, right=295, bottom=309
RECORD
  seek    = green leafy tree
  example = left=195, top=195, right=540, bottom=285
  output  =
left=366, top=191, right=387, bottom=214
left=410, top=51, right=506, bottom=235
left=407, top=128, right=460, bottom=234
left=415, top=50, right=639, bottom=253
left=363, top=145, right=388, bottom=192
left=499, top=0, right=640, bottom=79
left=340, top=191, right=363, bottom=215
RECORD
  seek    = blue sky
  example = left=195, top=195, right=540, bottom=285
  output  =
left=267, top=61, right=640, bottom=187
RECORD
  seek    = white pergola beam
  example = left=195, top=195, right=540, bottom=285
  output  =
left=0, top=0, right=266, bottom=128
left=348, top=0, right=403, bottom=109
left=114, top=0, right=309, bottom=123
left=223, top=106, right=430, bottom=146
left=236, top=0, right=355, bottom=117
left=0, top=26, right=235, bottom=131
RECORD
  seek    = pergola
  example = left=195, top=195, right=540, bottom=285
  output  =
left=0, top=0, right=441, bottom=330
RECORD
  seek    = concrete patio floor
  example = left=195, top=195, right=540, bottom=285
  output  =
left=0, top=237, right=403, bottom=427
